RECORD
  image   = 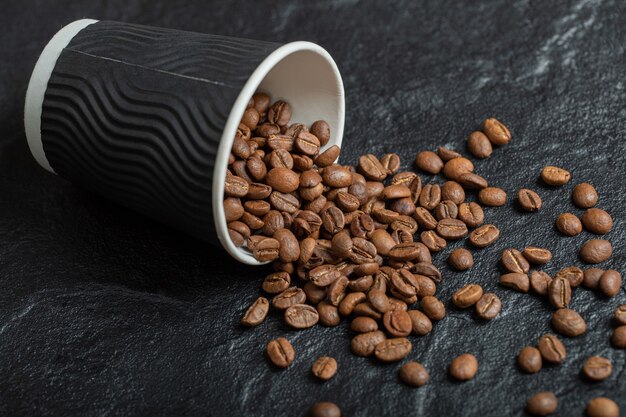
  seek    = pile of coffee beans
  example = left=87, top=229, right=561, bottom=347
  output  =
left=227, top=94, right=621, bottom=416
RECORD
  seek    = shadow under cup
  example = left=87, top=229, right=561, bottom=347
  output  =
left=24, top=19, right=345, bottom=265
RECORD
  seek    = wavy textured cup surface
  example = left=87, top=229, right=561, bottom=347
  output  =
left=24, top=19, right=345, bottom=265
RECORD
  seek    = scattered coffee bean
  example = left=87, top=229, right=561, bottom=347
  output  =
left=611, top=325, right=626, bottom=348
left=414, top=207, right=438, bottom=230
left=241, top=296, right=270, bottom=326
left=538, top=334, right=567, bottom=364
left=449, top=353, right=478, bottom=381
left=540, top=166, right=571, bottom=186
left=583, top=356, right=612, bottom=381
left=586, top=397, right=619, bottom=417
left=443, top=157, right=474, bottom=181
left=420, top=296, right=446, bottom=321
left=452, top=284, right=484, bottom=308
left=614, top=305, right=626, bottom=325
left=309, top=402, right=341, bottom=417
left=572, top=182, right=598, bottom=208
left=518, top=346, right=542, bottom=373
left=420, top=230, right=447, bottom=252
left=458, top=202, right=485, bottom=227
left=467, top=131, right=493, bottom=158
left=436, top=218, right=468, bottom=240
left=526, top=392, right=558, bottom=416
left=441, top=181, right=466, bottom=205
left=522, top=246, right=552, bottom=264
left=359, top=154, right=387, bottom=181
left=374, top=337, right=412, bottom=362
left=383, top=310, right=412, bottom=337
left=475, top=293, right=501, bottom=320
left=407, top=309, right=432, bottom=336
left=399, top=361, right=430, bottom=387
left=350, top=316, right=378, bottom=333
left=548, top=277, right=571, bottom=309
left=518, top=189, right=542, bottom=212
left=501, top=248, right=530, bottom=274
left=437, top=146, right=462, bottom=162
left=317, top=301, right=341, bottom=326
left=500, top=273, right=530, bottom=293
left=351, top=330, right=386, bottom=357
left=273, top=287, right=307, bottom=310
left=579, top=239, right=613, bottom=264
left=582, top=268, right=604, bottom=289
left=415, top=151, right=444, bottom=174
left=262, top=271, right=291, bottom=294
left=551, top=308, right=586, bottom=337
left=530, top=270, right=552, bottom=296
left=469, top=224, right=500, bottom=248
left=448, top=248, right=474, bottom=271
left=267, top=337, right=295, bottom=368
left=311, top=356, right=337, bottom=381
left=582, top=208, right=613, bottom=234
left=478, top=187, right=506, bottom=206
left=483, top=118, right=511, bottom=145
left=285, top=304, right=319, bottom=329
left=555, top=213, right=582, bottom=236
left=555, top=266, right=584, bottom=288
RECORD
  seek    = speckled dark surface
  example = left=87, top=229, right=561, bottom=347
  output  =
left=2, top=1, right=625, bottom=416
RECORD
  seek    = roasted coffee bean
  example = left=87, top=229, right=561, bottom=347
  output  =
left=452, top=284, right=483, bottom=308
left=436, top=218, right=468, bottom=240
left=421, top=230, right=447, bottom=252
left=350, top=238, right=378, bottom=264
left=322, top=165, right=353, bottom=187
left=317, top=301, right=341, bottom=326
left=256, top=122, right=280, bottom=138
left=267, top=337, right=295, bottom=368
left=391, top=171, right=417, bottom=186
left=599, top=270, right=622, bottom=297
left=351, top=330, right=386, bottom=357
left=526, top=392, right=558, bottom=416
left=370, top=229, right=396, bottom=256
left=321, top=206, right=345, bottom=234
left=390, top=269, right=419, bottom=297
left=518, top=346, right=542, bottom=373
left=441, top=181, right=465, bottom=205
left=582, top=208, right=613, bottom=234
left=475, top=293, right=501, bottom=320
left=390, top=197, right=416, bottom=216
left=407, top=309, right=432, bottom=335
left=358, top=154, right=387, bottom=181
left=267, top=100, right=292, bottom=126
left=538, top=333, right=567, bottom=363
left=414, top=207, right=438, bottom=230
left=252, top=92, right=271, bottom=115
left=244, top=200, right=270, bottom=217
left=314, top=145, right=340, bottom=167
left=500, top=273, right=530, bottom=293
left=383, top=184, right=411, bottom=200
left=335, top=191, right=360, bottom=212
left=309, top=402, right=341, bottom=417
left=399, top=361, right=429, bottom=387
left=327, top=276, right=348, bottom=306
left=267, top=134, right=294, bottom=151
left=467, top=131, right=493, bottom=158
left=458, top=202, right=485, bottom=227
left=265, top=167, right=299, bottom=193
left=615, top=305, right=626, bottom=325
left=274, top=228, right=300, bottom=263
left=420, top=296, right=446, bottom=321
left=449, top=353, right=478, bottom=381
left=383, top=310, right=412, bottom=337
left=241, top=297, right=269, bottom=326
left=586, top=398, right=620, bottom=417
left=228, top=221, right=250, bottom=247
left=247, top=182, right=272, bottom=199
left=413, top=274, right=436, bottom=299
left=388, top=298, right=408, bottom=312
left=483, top=118, right=511, bottom=145
left=262, top=271, right=291, bottom=294
left=443, top=157, right=474, bottom=180
left=448, top=248, right=474, bottom=271
left=434, top=200, right=458, bottom=220
left=478, top=187, right=506, bottom=206
left=311, top=356, right=337, bottom=381
left=555, top=266, right=584, bottom=288
left=368, top=288, right=390, bottom=313
left=541, top=166, right=571, bottom=186
left=555, top=212, right=582, bottom=236
left=310, top=120, right=331, bottom=146
left=294, top=131, right=320, bottom=156
left=583, top=356, right=612, bottom=381
left=273, top=287, right=306, bottom=310
left=224, top=197, right=245, bottom=222
left=253, top=237, right=280, bottom=261
left=389, top=242, right=427, bottom=262
left=353, top=302, right=382, bottom=320
left=415, top=151, right=444, bottom=174
left=580, top=239, right=613, bottom=264
left=518, top=189, right=542, bottom=211
left=612, top=325, right=626, bottom=348
left=501, top=248, right=530, bottom=273
left=458, top=172, right=488, bottom=190
left=583, top=268, right=604, bottom=289
left=437, top=146, right=462, bottom=162
left=270, top=191, right=300, bottom=213
left=351, top=316, right=378, bottom=333
left=419, top=184, right=441, bottom=210
left=411, top=263, right=442, bottom=283
left=309, top=264, right=342, bottom=287
left=572, top=182, right=598, bottom=208
left=241, top=211, right=264, bottom=230
left=469, top=224, right=500, bottom=248
left=262, top=210, right=284, bottom=236
left=224, top=175, right=249, bottom=197
left=339, top=292, right=366, bottom=316
left=548, top=277, right=571, bottom=308
left=530, top=271, right=552, bottom=296
left=285, top=304, right=319, bottom=329
left=374, top=337, right=412, bottom=362
left=523, top=246, right=552, bottom=264
left=551, top=308, right=586, bottom=337
left=380, top=153, right=401, bottom=174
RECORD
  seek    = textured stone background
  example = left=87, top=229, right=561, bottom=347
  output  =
left=1, top=0, right=625, bottom=416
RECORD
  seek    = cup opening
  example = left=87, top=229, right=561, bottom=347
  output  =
left=212, top=41, right=345, bottom=265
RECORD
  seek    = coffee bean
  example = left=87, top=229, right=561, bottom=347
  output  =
left=311, top=356, right=337, bottom=381
left=582, top=208, right=613, bottom=234
left=555, top=266, right=584, bottom=287
left=267, top=134, right=294, bottom=152
left=274, top=228, right=300, bottom=263
left=262, top=271, right=291, bottom=294
left=436, top=218, right=468, bottom=240
left=580, top=239, right=613, bottom=264
left=252, top=92, right=270, bottom=115
left=448, top=248, right=474, bottom=271
left=458, top=172, right=488, bottom=190
left=224, top=175, right=250, bottom=197
left=285, top=304, right=319, bottom=329
left=310, top=120, right=331, bottom=146
left=339, top=292, right=366, bottom=316
left=411, top=262, right=442, bottom=283
left=228, top=221, right=250, bottom=247
left=530, top=270, right=552, bottom=296
left=265, top=167, right=300, bottom=193
left=548, top=277, right=571, bottom=308
left=483, top=118, right=511, bottom=145
left=383, top=310, right=412, bottom=337
left=611, top=325, right=626, bottom=348
left=383, top=184, right=411, bottom=200
left=374, top=337, right=412, bottom=362
left=380, top=153, right=401, bottom=174
left=443, top=157, right=474, bottom=180
left=458, top=202, right=485, bottom=227
left=399, top=361, right=430, bottom=387
left=247, top=182, right=272, bottom=199
left=441, top=181, right=466, bottom=205
left=555, top=212, right=582, bottom=236
left=267, top=337, right=295, bottom=368
left=538, top=333, right=567, bottom=363
left=351, top=316, right=378, bottom=333
left=224, top=197, right=245, bottom=222
left=419, top=184, right=441, bottom=210
left=256, top=122, right=280, bottom=138
left=294, top=131, right=320, bottom=156
left=389, top=242, right=428, bottom=262
left=467, top=131, right=493, bottom=158
left=614, top=305, right=626, bottom=325
left=501, top=248, right=530, bottom=273
left=272, top=287, right=307, bottom=310
left=390, top=269, right=419, bottom=297
left=469, top=224, right=500, bottom=248
left=586, top=398, right=619, bottom=417
left=353, top=302, right=382, bottom=320
left=270, top=191, right=300, bottom=213
left=583, top=356, right=612, bottom=381
left=327, top=276, right=348, bottom=306
left=437, top=146, right=462, bottom=162
left=244, top=200, right=271, bottom=217
left=449, top=353, right=478, bottom=381
left=420, top=230, right=447, bottom=252
left=551, top=308, right=586, bottom=337
left=540, top=165, right=571, bottom=186
left=359, top=154, right=387, bottom=181
left=582, top=268, right=604, bottom=289
left=572, top=182, right=598, bottom=208
left=322, top=165, right=353, bottom=187
left=518, top=189, right=542, bottom=211
left=267, top=100, right=292, bottom=126
left=518, top=346, right=542, bottom=373
left=522, top=246, right=552, bottom=264
left=314, top=145, right=340, bottom=167
left=241, top=297, right=269, bottom=326
left=407, top=309, right=432, bottom=335
left=414, top=207, right=438, bottom=230
left=252, top=237, right=280, bottom=261
left=500, top=272, right=530, bottom=293
left=452, top=284, right=483, bottom=308
left=309, top=402, right=341, bottom=417
left=526, top=392, right=558, bottom=416
left=317, top=301, right=341, bottom=326
left=309, top=264, right=341, bottom=287
left=351, top=330, right=386, bottom=357
left=368, top=288, right=390, bottom=313
left=475, top=293, right=501, bottom=320
left=420, top=296, right=446, bottom=321
left=478, top=187, right=506, bottom=206
left=415, top=151, right=444, bottom=174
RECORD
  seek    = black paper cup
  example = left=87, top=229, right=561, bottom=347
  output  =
left=24, top=19, right=345, bottom=265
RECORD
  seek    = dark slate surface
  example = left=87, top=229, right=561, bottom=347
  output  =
left=2, top=1, right=625, bottom=416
